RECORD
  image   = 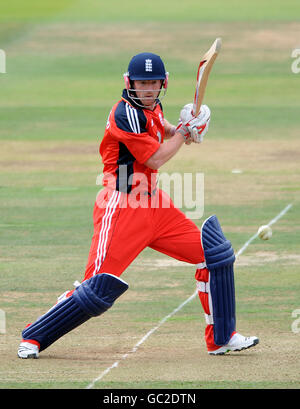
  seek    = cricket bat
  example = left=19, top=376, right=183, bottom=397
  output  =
left=192, top=37, right=222, bottom=116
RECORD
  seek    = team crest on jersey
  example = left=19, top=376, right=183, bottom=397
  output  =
left=145, top=59, right=152, bottom=72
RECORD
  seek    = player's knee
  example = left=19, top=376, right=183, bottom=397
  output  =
left=22, top=273, right=129, bottom=352
left=201, top=215, right=235, bottom=270
left=73, top=273, right=129, bottom=316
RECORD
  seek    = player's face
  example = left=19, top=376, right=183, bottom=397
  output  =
left=133, top=80, right=162, bottom=109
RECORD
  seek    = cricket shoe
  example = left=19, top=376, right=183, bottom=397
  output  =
left=18, top=341, right=39, bottom=359
left=208, top=332, right=259, bottom=355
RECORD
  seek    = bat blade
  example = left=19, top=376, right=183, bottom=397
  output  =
left=193, top=37, right=222, bottom=116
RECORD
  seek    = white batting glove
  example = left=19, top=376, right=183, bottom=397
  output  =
left=177, top=103, right=210, bottom=144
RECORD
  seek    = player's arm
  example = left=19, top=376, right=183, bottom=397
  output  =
left=145, top=104, right=211, bottom=170
left=144, top=130, right=185, bottom=170
left=163, top=118, right=176, bottom=140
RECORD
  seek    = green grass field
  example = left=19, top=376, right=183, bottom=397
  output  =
left=0, top=0, right=300, bottom=390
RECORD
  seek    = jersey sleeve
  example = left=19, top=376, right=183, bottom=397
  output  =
left=111, top=101, right=160, bottom=164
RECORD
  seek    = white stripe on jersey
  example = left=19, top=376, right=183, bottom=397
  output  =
left=125, top=103, right=140, bottom=134
left=125, top=104, right=135, bottom=132
left=132, top=106, right=140, bottom=133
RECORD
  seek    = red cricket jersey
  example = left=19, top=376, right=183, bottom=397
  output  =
left=100, top=90, right=165, bottom=194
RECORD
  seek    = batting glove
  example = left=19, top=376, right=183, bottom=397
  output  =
left=177, top=103, right=210, bottom=144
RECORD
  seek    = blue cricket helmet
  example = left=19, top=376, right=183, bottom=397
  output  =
left=123, top=52, right=169, bottom=109
left=127, top=52, right=167, bottom=81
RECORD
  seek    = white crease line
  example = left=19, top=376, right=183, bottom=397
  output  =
left=85, top=202, right=293, bottom=389
left=86, top=292, right=196, bottom=389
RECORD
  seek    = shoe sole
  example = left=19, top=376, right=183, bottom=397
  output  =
left=18, top=352, right=39, bottom=359
left=208, top=338, right=259, bottom=355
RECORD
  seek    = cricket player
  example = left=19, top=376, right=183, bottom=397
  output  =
left=18, top=52, right=259, bottom=359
